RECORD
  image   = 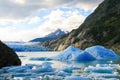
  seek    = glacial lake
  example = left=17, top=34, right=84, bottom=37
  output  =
left=18, top=52, right=120, bottom=80
left=0, top=52, right=120, bottom=80
left=18, top=52, right=120, bottom=68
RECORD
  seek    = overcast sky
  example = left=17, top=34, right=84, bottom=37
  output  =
left=0, top=0, right=103, bottom=41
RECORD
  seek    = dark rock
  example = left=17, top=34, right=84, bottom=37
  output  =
left=0, top=41, right=21, bottom=68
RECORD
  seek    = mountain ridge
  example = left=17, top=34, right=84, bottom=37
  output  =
left=30, top=29, right=66, bottom=42
left=40, top=0, right=120, bottom=55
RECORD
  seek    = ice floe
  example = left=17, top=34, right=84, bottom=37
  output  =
left=0, top=61, right=120, bottom=80
left=29, top=57, right=52, bottom=61
left=65, top=75, right=92, bottom=80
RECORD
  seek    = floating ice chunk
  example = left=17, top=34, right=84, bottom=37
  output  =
left=30, top=57, right=52, bottom=61
left=65, top=75, right=92, bottom=80
left=84, top=66, right=115, bottom=73
left=0, top=69, right=4, bottom=74
left=88, top=73, right=120, bottom=79
left=31, top=67, right=54, bottom=73
left=42, top=72, right=55, bottom=76
left=62, top=66, right=80, bottom=73
left=57, top=71, right=71, bottom=76
left=85, top=45, right=120, bottom=60
left=30, top=62, right=55, bottom=73
left=7, top=66, right=32, bottom=73
left=42, top=62, right=53, bottom=68
left=0, top=78, right=4, bottom=80
left=12, top=73, right=33, bottom=77
left=43, top=75, right=63, bottom=80
left=53, top=46, right=95, bottom=61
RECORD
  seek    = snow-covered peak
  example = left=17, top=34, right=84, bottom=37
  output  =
left=45, top=29, right=66, bottom=38
left=30, top=29, right=67, bottom=42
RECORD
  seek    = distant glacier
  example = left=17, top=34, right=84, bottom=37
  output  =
left=4, top=42, right=52, bottom=52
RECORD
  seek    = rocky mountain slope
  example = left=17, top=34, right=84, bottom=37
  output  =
left=0, top=41, right=21, bottom=68
left=30, top=29, right=66, bottom=42
left=40, top=0, right=120, bottom=55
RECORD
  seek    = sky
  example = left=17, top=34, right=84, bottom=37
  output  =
left=0, top=0, right=103, bottom=41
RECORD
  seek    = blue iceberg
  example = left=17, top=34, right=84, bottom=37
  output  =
left=53, top=46, right=95, bottom=61
left=85, top=45, right=120, bottom=60
left=53, top=45, right=120, bottom=61
left=52, top=46, right=82, bottom=61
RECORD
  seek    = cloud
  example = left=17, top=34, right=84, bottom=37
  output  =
left=27, top=16, right=41, bottom=24
left=0, top=26, right=40, bottom=41
left=36, top=9, right=86, bottom=35
left=0, top=9, right=86, bottom=41
left=0, top=0, right=104, bottom=41
left=0, top=0, right=103, bottom=19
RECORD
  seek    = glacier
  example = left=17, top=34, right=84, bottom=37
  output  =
left=4, top=42, right=51, bottom=52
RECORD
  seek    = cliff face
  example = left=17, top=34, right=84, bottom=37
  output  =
left=0, top=41, right=21, bottom=68
left=40, top=0, right=120, bottom=54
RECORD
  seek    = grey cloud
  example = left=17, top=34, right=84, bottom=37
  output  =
left=0, top=0, right=103, bottom=19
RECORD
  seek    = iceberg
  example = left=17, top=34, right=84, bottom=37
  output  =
left=85, top=45, right=120, bottom=60
left=53, top=46, right=82, bottom=61
left=53, top=45, right=120, bottom=61
left=53, top=46, right=95, bottom=61
left=65, top=75, right=92, bottom=80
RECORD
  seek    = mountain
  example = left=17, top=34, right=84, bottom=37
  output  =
left=30, top=29, right=66, bottom=42
left=40, top=0, right=120, bottom=55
